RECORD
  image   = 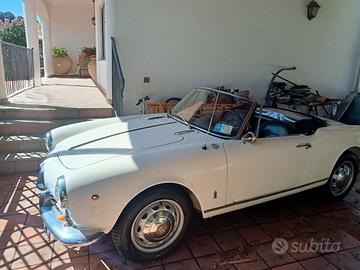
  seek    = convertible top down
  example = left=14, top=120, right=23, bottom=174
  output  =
left=38, top=87, right=360, bottom=261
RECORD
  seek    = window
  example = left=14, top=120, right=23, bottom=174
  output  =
left=100, top=3, right=106, bottom=59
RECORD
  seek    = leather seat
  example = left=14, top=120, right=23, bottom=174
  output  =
left=259, top=120, right=293, bottom=138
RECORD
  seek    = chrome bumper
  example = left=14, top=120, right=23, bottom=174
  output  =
left=39, top=190, right=104, bottom=246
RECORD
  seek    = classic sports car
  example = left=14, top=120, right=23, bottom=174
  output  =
left=38, top=87, right=360, bottom=261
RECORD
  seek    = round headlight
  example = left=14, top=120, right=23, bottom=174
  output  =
left=55, top=176, right=68, bottom=209
left=45, top=132, right=53, bottom=152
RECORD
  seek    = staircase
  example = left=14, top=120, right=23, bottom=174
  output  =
left=0, top=104, right=114, bottom=175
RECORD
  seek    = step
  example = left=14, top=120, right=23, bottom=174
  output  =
left=0, top=152, right=46, bottom=175
left=0, top=135, right=46, bottom=152
left=0, top=119, right=92, bottom=136
left=0, top=105, right=114, bottom=120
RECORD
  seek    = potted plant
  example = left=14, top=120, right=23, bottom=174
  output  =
left=52, top=47, right=72, bottom=75
left=81, top=47, right=96, bottom=81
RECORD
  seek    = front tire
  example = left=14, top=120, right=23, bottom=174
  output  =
left=324, top=154, right=358, bottom=200
left=112, top=187, right=192, bottom=262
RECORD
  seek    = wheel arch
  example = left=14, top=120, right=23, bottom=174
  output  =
left=340, top=146, right=360, bottom=165
left=112, top=182, right=203, bottom=231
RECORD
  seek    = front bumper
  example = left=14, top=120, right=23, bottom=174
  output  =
left=39, top=190, right=104, bottom=246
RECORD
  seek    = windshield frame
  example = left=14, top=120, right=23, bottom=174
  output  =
left=169, top=87, right=257, bottom=140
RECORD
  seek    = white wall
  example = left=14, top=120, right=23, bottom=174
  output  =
left=99, top=0, right=360, bottom=115
left=45, top=0, right=96, bottom=73
left=95, top=0, right=114, bottom=95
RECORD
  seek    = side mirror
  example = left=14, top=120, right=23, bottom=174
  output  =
left=241, top=132, right=257, bottom=144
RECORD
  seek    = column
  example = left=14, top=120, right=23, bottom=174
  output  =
left=0, top=43, right=8, bottom=103
left=23, top=0, right=41, bottom=86
left=41, top=20, right=53, bottom=77
left=105, top=0, right=115, bottom=101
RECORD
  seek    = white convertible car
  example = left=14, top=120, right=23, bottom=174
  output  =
left=38, top=87, right=360, bottom=261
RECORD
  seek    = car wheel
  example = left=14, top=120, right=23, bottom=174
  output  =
left=111, top=186, right=192, bottom=262
left=325, top=154, right=358, bottom=200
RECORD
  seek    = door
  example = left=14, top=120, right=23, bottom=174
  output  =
left=224, top=135, right=310, bottom=205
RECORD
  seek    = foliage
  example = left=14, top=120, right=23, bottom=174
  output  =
left=81, top=47, right=96, bottom=57
left=0, top=11, right=16, bottom=21
left=0, top=18, right=26, bottom=47
left=53, top=47, right=68, bottom=57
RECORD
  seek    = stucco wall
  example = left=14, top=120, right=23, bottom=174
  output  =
left=45, top=0, right=95, bottom=73
left=95, top=0, right=114, bottom=96
left=99, top=0, right=360, bottom=115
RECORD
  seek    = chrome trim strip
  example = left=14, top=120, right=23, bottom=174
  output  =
left=174, top=129, right=196, bottom=135
left=204, top=178, right=328, bottom=214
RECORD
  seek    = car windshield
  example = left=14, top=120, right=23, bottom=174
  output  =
left=170, top=88, right=253, bottom=137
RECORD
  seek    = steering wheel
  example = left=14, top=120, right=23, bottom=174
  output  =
left=219, top=108, right=245, bottom=124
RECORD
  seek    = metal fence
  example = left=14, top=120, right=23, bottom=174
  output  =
left=1, top=41, right=34, bottom=96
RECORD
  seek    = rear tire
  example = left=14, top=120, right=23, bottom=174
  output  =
left=324, top=154, right=358, bottom=200
left=111, top=187, right=192, bottom=262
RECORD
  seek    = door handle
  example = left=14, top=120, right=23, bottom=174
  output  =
left=297, top=143, right=312, bottom=149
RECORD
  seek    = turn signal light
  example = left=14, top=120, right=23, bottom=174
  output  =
left=57, top=214, right=66, bottom=222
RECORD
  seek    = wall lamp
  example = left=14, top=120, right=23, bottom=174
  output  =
left=307, top=0, right=321, bottom=21
left=91, top=0, right=96, bottom=26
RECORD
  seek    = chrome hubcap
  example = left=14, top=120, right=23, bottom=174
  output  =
left=330, top=161, right=354, bottom=196
left=131, top=200, right=184, bottom=253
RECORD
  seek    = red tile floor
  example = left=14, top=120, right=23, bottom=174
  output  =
left=1, top=174, right=360, bottom=269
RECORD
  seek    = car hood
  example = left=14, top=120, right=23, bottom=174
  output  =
left=54, top=115, right=183, bottom=169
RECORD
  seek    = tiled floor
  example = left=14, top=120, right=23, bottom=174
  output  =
left=8, top=78, right=111, bottom=109
left=0, top=174, right=360, bottom=270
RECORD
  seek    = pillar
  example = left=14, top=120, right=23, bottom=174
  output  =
left=41, top=20, right=53, bottom=77
left=23, top=0, right=41, bottom=86
left=0, top=43, right=8, bottom=103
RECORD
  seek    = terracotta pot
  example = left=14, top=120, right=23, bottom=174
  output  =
left=79, top=54, right=90, bottom=68
left=53, top=55, right=72, bottom=75
left=88, top=56, right=97, bottom=81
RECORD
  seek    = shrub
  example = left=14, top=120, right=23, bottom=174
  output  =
left=53, top=47, right=68, bottom=57
left=81, top=47, right=96, bottom=57
left=0, top=18, right=26, bottom=47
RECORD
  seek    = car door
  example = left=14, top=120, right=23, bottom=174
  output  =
left=224, top=135, right=310, bottom=205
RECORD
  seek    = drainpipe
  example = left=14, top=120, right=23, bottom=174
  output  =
left=354, top=56, right=360, bottom=94
left=23, top=0, right=41, bottom=86
left=0, top=43, right=8, bottom=103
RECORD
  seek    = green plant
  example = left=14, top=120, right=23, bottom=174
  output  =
left=53, top=47, right=68, bottom=57
left=81, top=47, right=96, bottom=57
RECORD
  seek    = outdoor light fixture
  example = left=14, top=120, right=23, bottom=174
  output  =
left=91, top=0, right=96, bottom=26
left=307, top=0, right=321, bottom=21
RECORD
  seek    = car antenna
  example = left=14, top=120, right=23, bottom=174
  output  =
left=202, top=91, right=220, bottom=150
